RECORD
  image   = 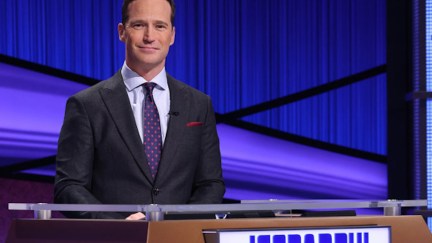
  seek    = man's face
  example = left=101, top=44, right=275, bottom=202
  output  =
left=118, top=0, right=175, bottom=75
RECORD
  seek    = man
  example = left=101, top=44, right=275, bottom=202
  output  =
left=54, top=0, right=225, bottom=219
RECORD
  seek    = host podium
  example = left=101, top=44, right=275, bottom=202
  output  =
left=7, top=200, right=432, bottom=243
left=6, top=216, right=432, bottom=243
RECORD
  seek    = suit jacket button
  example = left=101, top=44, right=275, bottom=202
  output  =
left=152, top=188, right=160, bottom=195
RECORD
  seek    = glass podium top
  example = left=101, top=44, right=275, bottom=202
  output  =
left=9, top=199, right=427, bottom=221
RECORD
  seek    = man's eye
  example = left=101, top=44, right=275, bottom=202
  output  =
left=155, top=24, right=167, bottom=30
left=132, top=24, right=144, bottom=30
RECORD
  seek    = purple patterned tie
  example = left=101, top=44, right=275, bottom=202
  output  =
left=143, top=82, right=162, bottom=179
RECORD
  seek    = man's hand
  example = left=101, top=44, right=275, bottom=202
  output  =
left=125, top=212, right=146, bottom=220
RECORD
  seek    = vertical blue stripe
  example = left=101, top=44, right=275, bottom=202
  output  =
left=426, top=0, right=432, bottom=231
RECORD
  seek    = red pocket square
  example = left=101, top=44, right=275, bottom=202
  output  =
left=187, top=122, right=204, bottom=127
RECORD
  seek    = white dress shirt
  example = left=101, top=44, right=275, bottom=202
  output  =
left=121, top=63, right=171, bottom=145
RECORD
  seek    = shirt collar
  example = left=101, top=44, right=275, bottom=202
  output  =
left=121, top=62, right=168, bottom=91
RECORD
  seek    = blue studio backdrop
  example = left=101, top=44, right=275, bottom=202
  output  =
left=0, top=0, right=387, bottom=200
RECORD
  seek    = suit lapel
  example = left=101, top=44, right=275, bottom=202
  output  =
left=99, top=72, right=154, bottom=183
left=156, top=75, right=189, bottom=181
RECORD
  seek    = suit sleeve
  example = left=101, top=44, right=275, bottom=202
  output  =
left=188, top=97, right=225, bottom=203
left=54, top=96, right=121, bottom=219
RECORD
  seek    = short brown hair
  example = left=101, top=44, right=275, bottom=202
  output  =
left=121, top=0, right=175, bottom=26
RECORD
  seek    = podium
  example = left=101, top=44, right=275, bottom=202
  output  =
left=7, top=200, right=432, bottom=243
left=6, top=216, right=432, bottom=243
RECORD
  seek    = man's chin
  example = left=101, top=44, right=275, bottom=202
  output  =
left=127, top=59, right=165, bottom=73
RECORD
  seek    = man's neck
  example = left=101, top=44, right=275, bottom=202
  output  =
left=126, top=62, right=165, bottom=81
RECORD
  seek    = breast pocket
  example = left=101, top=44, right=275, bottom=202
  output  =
left=180, top=125, right=203, bottom=146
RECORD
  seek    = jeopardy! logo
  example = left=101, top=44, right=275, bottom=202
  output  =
left=249, top=232, right=369, bottom=243
left=207, top=226, right=391, bottom=243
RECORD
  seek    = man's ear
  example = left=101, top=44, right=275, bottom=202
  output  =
left=118, top=23, right=126, bottom=42
left=170, top=26, right=176, bottom=46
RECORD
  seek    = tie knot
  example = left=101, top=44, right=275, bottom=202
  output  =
left=143, top=82, right=157, bottom=93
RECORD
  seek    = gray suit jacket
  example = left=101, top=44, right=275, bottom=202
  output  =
left=54, top=72, right=225, bottom=218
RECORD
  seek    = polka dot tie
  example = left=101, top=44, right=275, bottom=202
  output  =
left=143, top=82, right=162, bottom=179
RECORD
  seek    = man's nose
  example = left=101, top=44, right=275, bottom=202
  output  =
left=143, top=27, right=155, bottom=42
